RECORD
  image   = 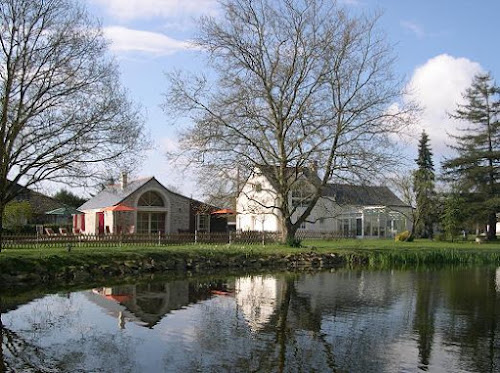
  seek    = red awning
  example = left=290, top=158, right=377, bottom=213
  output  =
left=102, top=204, right=136, bottom=212
left=211, top=208, right=236, bottom=215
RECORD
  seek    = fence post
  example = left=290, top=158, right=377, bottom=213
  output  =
left=195, top=230, right=198, bottom=244
left=262, top=231, right=265, bottom=246
left=228, top=231, right=232, bottom=245
left=158, top=231, right=161, bottom=246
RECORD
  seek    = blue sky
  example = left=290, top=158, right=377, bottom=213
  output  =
left=86, top=0, right=500, bottom=199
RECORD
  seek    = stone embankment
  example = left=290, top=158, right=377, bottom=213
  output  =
left=0, top=252, right=363, bottom=286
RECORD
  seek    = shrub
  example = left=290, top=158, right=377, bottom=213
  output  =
left=286, top=236, right=302, bottom=248
left=434, top=233, right=446, bottom=242
left=395, top=230, right=411, bottom=242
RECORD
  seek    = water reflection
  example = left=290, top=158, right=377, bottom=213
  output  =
left=1, top=267, right=500, bottom=372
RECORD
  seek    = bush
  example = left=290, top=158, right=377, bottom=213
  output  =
left=434, top=233, right=446, bottom=242
left=395, top=230, right=411, bottom=242
left=286, top=236, right=302, bottom=248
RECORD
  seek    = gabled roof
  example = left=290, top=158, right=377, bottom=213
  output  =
left=10, top=181, right=66, bottom=214
left=254, top=165, right=321, bottom=190
left=79, top=176, right=222, bottom=212
left=323, top=184, right=407, bottom=207
left=79, top=177, right=153, bottom=210
left=250, top=166, right=407, bottom=207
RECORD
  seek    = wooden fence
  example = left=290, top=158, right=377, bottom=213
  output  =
left=0, top=230, right=356, bottom=249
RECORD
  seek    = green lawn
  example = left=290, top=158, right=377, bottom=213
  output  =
left=2, top=238, right=500, bottom=261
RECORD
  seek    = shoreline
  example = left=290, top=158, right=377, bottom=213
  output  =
left=2, top=241, right=500, bottom=287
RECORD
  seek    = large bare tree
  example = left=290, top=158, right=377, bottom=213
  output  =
left=0, top=0, right=147, bottom=246
left=164, top=0, right=416, bottom=242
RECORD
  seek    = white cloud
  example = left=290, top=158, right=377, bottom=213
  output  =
left=400, top=20, right=425, bottom=39
left=104, top=26, right=191, bottom=55
left=92, top=0, right=218, bottom=21
left=407, top=54, right=483, bottom=161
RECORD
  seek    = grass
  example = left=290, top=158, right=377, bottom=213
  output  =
left=2, top=238, right=500, bottom=276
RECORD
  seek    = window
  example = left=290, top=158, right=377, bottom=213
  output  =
left=252, top=183, right=262, bottom=192
left=291, top=188, right=312, bottom=208
left=197, top=214, right=210, bottom=231
left=137, top=212, right=166, bottom=234
left=138, top=191, right=164, bottom=207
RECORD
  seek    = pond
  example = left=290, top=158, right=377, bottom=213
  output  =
left=1, top=266, right=500, bottom=372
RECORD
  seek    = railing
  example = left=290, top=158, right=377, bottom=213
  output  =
left=0, top=230, right=357, bottom=249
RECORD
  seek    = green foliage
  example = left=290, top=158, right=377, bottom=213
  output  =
left=442, top=193, right=466, bottom=242
left=3, top=201, right=32, bottom=232
left=443, top=73, right=500, bottom=239
left=53, top=189, right=87, bottom=208
left=286, top=236, right=302, bottom=248
left=413, top=131, right=436, bottom=238
left=395, top=230, right=411, bottom=242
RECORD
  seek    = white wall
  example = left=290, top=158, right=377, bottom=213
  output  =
left=236, top=172, right=280, bottom=231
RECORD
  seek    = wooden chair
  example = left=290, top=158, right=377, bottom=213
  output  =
left=45, top=228, right=56, bottom=236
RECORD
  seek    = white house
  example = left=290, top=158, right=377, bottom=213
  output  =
left=236, top=167, right=412, bottom=238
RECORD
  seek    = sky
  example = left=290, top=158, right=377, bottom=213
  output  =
left=84, top=0, right=500, bottom=200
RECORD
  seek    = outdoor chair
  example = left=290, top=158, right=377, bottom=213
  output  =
left=59, top=227, right=68, bottom=235
left=105, top=226, right=111, bottom=235
left=44, top=228, right=57, bottom=236
left=128, top=225, right=135, bottom=234
left=72, top=228, right=81, bottom=235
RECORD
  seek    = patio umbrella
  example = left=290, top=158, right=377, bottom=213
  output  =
left=211, top=208, right=236, bottom=215
left=45, top=206, right=83, bottom=215
left=102, top=204, right=136, bottom=212
left=102, top=204, right=136, bottom=234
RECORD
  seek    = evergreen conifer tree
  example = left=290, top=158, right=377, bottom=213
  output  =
left=413, top=131, right=436, bottom=238
left=443, top=73, right=500, bottom=240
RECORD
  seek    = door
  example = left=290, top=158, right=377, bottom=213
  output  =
left=97, top=212, right=105, bottom=235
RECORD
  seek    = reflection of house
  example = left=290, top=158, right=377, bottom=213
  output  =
left=235, top=275, right=285, bottom=332
left=236, top=167, right=412, bottom=238
left=89, top=282, right=190, bottom=328
left=78, top=174, right=227, bottom=234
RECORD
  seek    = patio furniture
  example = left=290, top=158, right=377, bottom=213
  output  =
left=45, top=228, right=57, bottom=236
left=59, top=227, right=68, bottom=235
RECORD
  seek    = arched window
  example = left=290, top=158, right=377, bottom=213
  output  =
left=138, top=191, right=164, bottom=207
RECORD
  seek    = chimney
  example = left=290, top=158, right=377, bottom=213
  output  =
left=120, top=171, right=128, bottom=190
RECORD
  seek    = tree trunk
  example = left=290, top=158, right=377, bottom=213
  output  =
left=0, top=204, right=4, bottom=253
left=487, top=211, right=497, bottom=241
left=0, top=308, right=4, bottom=372
left=281, top=219, right=299, bottom=246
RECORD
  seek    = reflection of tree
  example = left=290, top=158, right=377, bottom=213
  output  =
left=0, top=312, right=4, bottom=372
left=232, top=275, right=336, bottom=372
left=0, top=322, right=61, bottom=371
left=443, top=267, right=500, bottom=372
left=412, top=272, right=436, bottom=370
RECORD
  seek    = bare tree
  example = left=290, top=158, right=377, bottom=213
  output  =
left=164, top=0, right=416, bottom=242
left=0, top=0, right=147, bottom=247
left=390, top=174, right=418, bottom=239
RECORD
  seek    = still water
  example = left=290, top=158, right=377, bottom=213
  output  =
left=1, top=266, right=500, bottom=372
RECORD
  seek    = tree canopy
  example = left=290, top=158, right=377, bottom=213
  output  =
left=52, top=189, right=87, bottom=209
left=443, top=73, right=500, bottom=240
left=164, top=0, right=415, bottom=242
left=413, top=131, right=436, bottom=238
left=0, top=0, right=147, bottom=244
